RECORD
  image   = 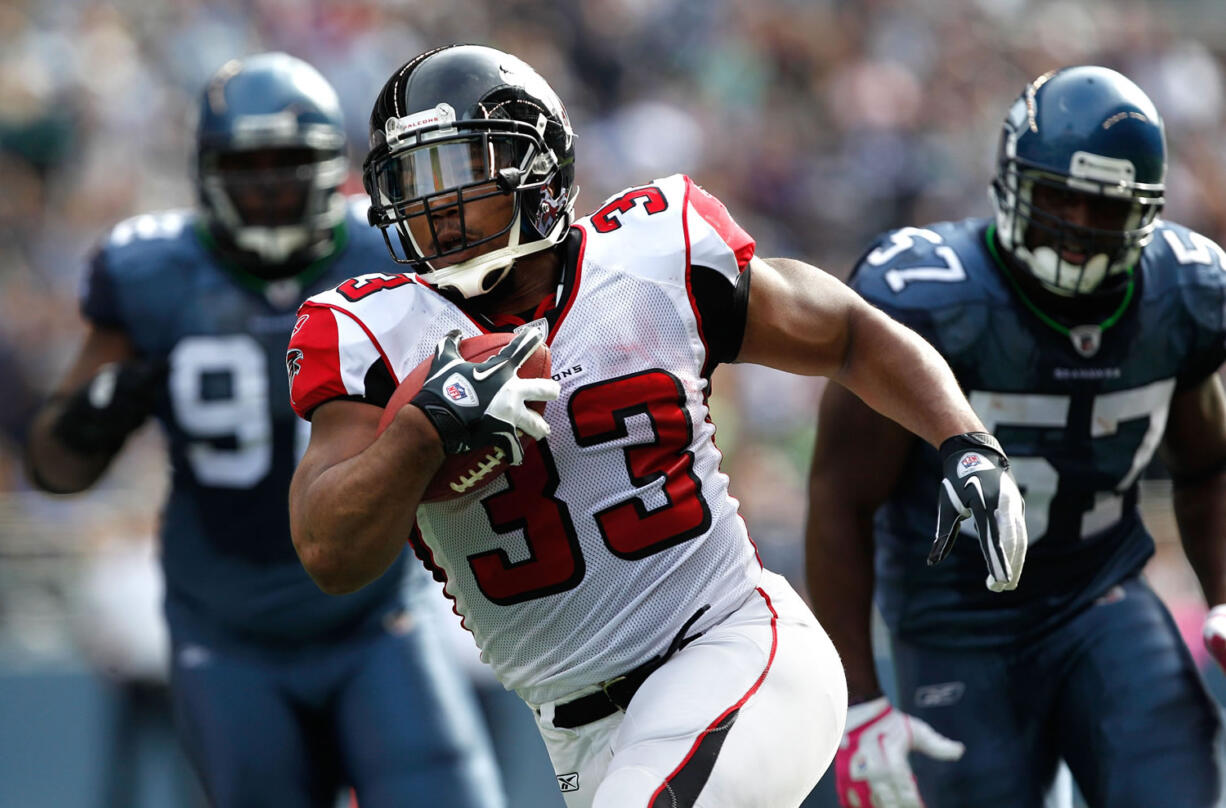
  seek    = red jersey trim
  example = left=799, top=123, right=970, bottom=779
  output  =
left=548, top=225, right=586, bottom=346
left=683, top=175, right=755, bottom=272
left=648, top=585, right=779, bottom=805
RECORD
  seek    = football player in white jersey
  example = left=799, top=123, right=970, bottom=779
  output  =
left=284, top=44, right=1028, bottom=808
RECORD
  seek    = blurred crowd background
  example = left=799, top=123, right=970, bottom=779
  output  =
left=1, top=0, right=1224, bottom=805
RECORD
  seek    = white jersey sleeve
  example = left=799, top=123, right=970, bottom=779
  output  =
left=287, top=272, right=485, bottom=418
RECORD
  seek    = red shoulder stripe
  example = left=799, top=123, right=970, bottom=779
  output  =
left=683, top=176, right=755, bottom=271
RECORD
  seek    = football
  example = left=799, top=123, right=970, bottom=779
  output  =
left=377, top=331, right=551, bottom=502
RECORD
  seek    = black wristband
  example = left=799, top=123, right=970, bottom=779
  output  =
left=411, top=391, right=471, bottom=455
left=51, top=396, right=132, bottom=455
left=939, top=431, right=1006, bottom=464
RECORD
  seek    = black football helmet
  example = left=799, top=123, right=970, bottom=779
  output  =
left=991, top=66, right=1166, bottom=298
left=196, top=52, right=348, bottom=275
left=363, top=45, right=577, bottom=298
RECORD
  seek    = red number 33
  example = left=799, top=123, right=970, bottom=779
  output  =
left=468, top=370, right=710, bottom=604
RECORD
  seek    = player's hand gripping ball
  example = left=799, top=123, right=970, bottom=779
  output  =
left=378, top=328, right=555, bottom=502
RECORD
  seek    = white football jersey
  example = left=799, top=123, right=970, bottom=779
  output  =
left=289, top=174, right=764, bottom=704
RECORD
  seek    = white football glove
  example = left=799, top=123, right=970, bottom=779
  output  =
left=835, top=697, right=965, bottom=808
left=1203, top=604, right=1226, bottom=673
left=928, top=432, right=1028, bottom=592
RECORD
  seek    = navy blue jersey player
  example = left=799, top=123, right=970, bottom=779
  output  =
left=24, top=53, right=504, bottom=808
left=808, top=66, right=1226, bottom=808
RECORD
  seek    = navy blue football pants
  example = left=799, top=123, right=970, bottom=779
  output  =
left=892, top=576, right=1223, bottom=808
left=169, top=609, right=503, bottom=808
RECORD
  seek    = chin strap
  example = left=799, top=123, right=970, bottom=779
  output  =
left=420, top=212, right=569, bottom=299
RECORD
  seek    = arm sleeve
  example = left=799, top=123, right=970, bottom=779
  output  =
left=692, top=264, right=750, bottom=368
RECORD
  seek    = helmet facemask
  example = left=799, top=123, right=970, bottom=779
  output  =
left=199, top=144, right=345, bottom=269
left=364, top=104, right=574, bottom=299
left=194, top=53, right=350, bottom=279
left=993, top=161, right=1162, bottom=297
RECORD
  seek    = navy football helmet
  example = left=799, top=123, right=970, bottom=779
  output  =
left=196, top=52, right=348, bottom=274
left=991, top=66, right=1166, bottom=298
left=363, top=45, right=577, bottom=298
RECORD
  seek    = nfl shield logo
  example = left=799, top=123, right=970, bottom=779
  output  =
left=441, top=373, right=479, bottom=407
left=1069, top=324, right=1102, bottom=358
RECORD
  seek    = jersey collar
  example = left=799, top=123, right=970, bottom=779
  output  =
left=471, top=227, right=584, bottom=342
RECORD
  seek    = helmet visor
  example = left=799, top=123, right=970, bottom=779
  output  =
left=368, top=134, right=534, bottom=264
left=370, top=137, right=521, bottom=204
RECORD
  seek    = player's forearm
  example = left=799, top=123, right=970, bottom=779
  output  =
left=290, top=406, right=443, bottom=594
left=837, top=305, right=984, bottom=448
left=805, top=491, right=883, bottom=702
left=1174, top=469, right=1226, bottom=605
left=24, top=402, right=113, bottom=494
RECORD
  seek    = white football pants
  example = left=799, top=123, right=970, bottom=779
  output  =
left=533, top=570, right=847, bottom=808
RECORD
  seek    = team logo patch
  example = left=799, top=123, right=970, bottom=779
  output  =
left=285, top=349, right=304, bottom=393
left=1069, top=324, right=1102, bottom=358
left=442, top=373, right=479, bottom=407
left=557, top=772, right=579, bottom=793
left=956, top=451, right=995, bottom=478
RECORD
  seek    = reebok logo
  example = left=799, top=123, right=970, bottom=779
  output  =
left=915, top=681, right=965, bottom=707
left=557, top=772, right=579, bottom=792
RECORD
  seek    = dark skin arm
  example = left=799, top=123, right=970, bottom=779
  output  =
left=805, top=382, right=914, bottom=702
left=25, top=325, right=137, bottom=493
left=745, top=254, right=991, bottom=701
left=1160, top=371, right=1226, bottom=605
left=287, top=248, right=563, bottom=595
left=288, top=397, right=445, bottom=594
